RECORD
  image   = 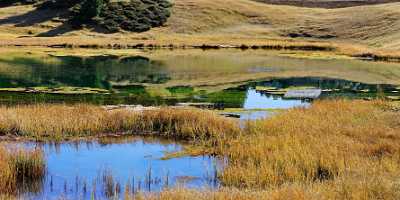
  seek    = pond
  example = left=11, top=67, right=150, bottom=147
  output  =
left=0, top=48, right=399, bottom=117
left=243, top=89, right=309, bottom=109
left=11, top=137, right=219, bottom=200
left=1, top=48, right=400, bottom=199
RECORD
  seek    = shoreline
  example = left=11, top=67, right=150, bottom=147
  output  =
left=1, top=41, right=399, bottom=63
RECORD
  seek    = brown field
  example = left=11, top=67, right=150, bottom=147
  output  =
left=0, top=100, right=400, bottom=199
left=253, top=0, right=400, bottom=8
left=136, top=100, right=400, bottom=200
left=0, top=0, right=400, bottom=59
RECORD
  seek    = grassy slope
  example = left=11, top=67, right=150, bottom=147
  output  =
left=0, top=0, right=400, bottom=55
left=253, top=0, right=400, bottom=8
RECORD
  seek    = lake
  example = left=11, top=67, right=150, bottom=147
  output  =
left=0, top=48, right=399, bottom=110
left=7, top=136, right=220, bottom=200
left=1, top=48, right=400, bottom=199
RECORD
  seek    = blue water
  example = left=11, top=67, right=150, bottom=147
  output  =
left=239, top=111, right=274, bottom=121
left=18, top=137, right=219, bottom=200
left=243, top=89, right=310, bottom=110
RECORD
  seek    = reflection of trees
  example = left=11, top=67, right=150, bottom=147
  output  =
left=207, top=88, right=247, bottom=108
left=0, top=55, right=170, bottom=89
left=259, top=77, right=397, bottom=92
left=17, top=174, right=45, bottom=197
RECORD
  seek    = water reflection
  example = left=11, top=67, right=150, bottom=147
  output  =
left=258, top=77, right=397, bottom=94
left=0, top=51, right=398, bottom=107
left=16, top=137, right=219, bottom=200
left=0, top=55, right=170, bottom=89
left=243, top=89, right=309, bottom=109
left=0, top=76, right=398, bottom=111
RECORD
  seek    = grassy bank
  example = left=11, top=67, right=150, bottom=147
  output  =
left=218, top=100, right=400, bottom=199
left=0, top=105, right=240, bottom=142
left=0, top=146, right=45, bottom=195
left=2, top=0, right=400, bottom=61
left=1, top=100, right=400, bottom=199
left=222, top=100, right=400, bottom=187
left=128, top=100, right=400, bottom=200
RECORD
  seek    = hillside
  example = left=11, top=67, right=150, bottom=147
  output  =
left=0, top=0, right=400, bottom=54
left=253, top=0, right=400, bottom=8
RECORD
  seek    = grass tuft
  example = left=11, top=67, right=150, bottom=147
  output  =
left=0, top=146, right=45, bottom=195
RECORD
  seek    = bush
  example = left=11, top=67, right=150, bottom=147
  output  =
left=97, top=0, right=172, bottom=32
left=3, top=0, right=172, bottom=33
left=68, top=0, right=172, bottom=32
left=70, top=0, right=105, bottom=24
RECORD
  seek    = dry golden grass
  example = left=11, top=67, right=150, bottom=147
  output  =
left=221, top=100, right=400, bottom=187
left=1, top=100, right=400, bottom=199
left=124, top=100, right=400, bottom=200
left=128, top=177, right=400, bottom=200
left=199, top=99, right=400, bottom=200
left=1, top=0, right=400, bottom=59
left=0, top=146, right=45, bottom=195
left=0, top=105, right=240, bottom=141
left=129, top=187, right=302, bottom=200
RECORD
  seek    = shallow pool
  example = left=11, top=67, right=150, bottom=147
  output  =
left=14, top=137, right=219, bottom=200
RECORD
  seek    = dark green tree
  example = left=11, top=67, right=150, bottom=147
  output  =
left=80, top=0, right=104, bottom=18
left=71, top=0, right=105, bottom=24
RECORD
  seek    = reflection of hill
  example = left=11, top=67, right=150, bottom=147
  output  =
left=258, top=77, right=397, bottom=92
left=0, top=55, right=170, bottom=89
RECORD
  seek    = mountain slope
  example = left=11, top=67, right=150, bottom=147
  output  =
left=0, top=0, right=400, bottom=52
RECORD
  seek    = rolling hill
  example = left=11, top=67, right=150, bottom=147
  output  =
left=0, top=0, right=400, bottom=54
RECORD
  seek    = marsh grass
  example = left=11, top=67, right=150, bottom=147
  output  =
left=0, top=146, right=45, bottom=195
left=214, top=99, right=400, bottom=199
left=127, top=179, right=400, bottom=200
left=0, top=104, right=240, bottom=142
left=1, top=100, right=400, bottom=199
left=120, top=100, right=400, bottom=200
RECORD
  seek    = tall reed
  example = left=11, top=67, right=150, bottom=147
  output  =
left=2, top=100, right=400, bottom=199
left=0, top=105, right=240, bottom=142
left=220, top=100, right=400, bottom=191
left=126, top=100, right=400, bottom=200
left=0, top=146, right=46, bottom=195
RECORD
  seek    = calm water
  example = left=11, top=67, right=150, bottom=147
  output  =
left=0, top=49, right=399, bottom=115
left=14, top=137, right=219, bottom=200
left=243, top=89, right=309, bottom=109
left=1, top=49, right=400, bottom=199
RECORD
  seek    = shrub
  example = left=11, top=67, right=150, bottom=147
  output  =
left=67, top=0, right=172, bottom=32
left=4, top=0, right=172, bottom=33
left=97, top=0, right=172, bottom=32
left=69, top=0, right=105, bottom=26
